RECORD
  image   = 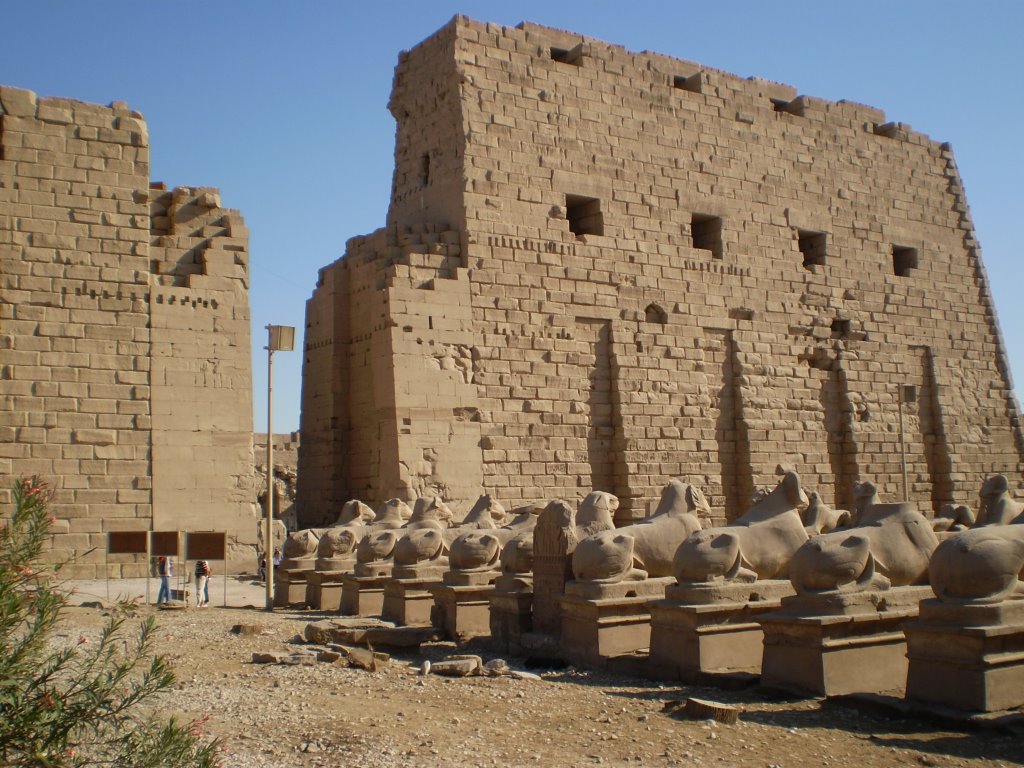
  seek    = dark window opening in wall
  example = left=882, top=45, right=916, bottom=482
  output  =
left=550, top=44, right=583, bottom=66
left=797, top=229, right=828, bottom=269
left=419, top=153, right=430, bottom=186
left=673, top=73, right=702, bottom=93
left=691, top=214, right=723, bottom=258
left=566, top=194, right=604, bottom=237
left=771, top=98, right=805, bottom=116
left=831, top=318, right=851, bottom=338
left=893, top=245, right=918, bottom=276
left=645, top=303, right=668, bottom=324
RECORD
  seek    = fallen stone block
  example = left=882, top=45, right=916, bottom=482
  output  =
left=682, top=697, right=741, bottom=725
left=330, top=625, right=441, bottom=648
left=251, top=652, right=287, bottom=664
left=303, top=618, right=393, bottom=645
left=430, top=655, right=483, bottom=677
left=345, top=646, right=389, bottom=671
left=231, top=624, right=265, bottom=636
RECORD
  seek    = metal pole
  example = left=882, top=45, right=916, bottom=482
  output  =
left=265, top=336, right=275, bottom=611
left=898, top=387, right=908, bottom=501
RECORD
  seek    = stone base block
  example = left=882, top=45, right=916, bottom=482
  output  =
left=430, top=583, right=495, bottom=640
left=340, top=574, right=386, bottom=617
left=391, top=564, right=449, bottom=581
left=905, top=598, right=1024, bottom=713
left=274, top=568, right=312, bottom=609
left=381, top=578, right=438, bottom=626
left=443, top=569, right=499, bottom=588
left=306, top=570, right=348, bottom=612
left=489, top=590, right=533, bottom=654
left=649, top=597, right=784, bottom=680
left=558, top=593, right=655, bottom=665
left=759, top=586, right=931, bottom=697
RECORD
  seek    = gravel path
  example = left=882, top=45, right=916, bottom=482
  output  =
left=58, top=597, right=1024, bottom=768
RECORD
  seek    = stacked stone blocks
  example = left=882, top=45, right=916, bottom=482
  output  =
left=1, top=86, right=255, bottom=576
left=298, top=18, right=1023, bottom=525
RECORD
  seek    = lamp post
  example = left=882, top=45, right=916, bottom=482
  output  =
left=897, top=384, right=918, bottom=502
left=265, top=324, right=295, bottom=611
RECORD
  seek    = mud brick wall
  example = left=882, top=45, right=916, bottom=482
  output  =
left=0, top=87, right=255, bottom=576
left=298, top=17, right=1023, bottom=525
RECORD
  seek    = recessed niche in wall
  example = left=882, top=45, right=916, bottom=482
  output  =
left=892, top=245, right=918, bottom=277
left=831, top=318, right=851, bottom=338
left=566, top=194, right=604, bottom=237
left=797, top=229, right=828, bottom=269
left=673, top=73, right=702, bottom=93
left=645, top=303, right=668, bottom=324
left=691, top=214, right=723, bottom=259
left=550, top=44, right=584, bottom=66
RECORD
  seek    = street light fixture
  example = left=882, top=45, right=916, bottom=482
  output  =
left=264, top=324, right=295, bottom=611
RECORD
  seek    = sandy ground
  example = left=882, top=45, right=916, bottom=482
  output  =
left=55, top=578, right=1024, bottom=768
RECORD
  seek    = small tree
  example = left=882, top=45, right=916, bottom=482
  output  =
left=0, top=476, right=220, bottom=768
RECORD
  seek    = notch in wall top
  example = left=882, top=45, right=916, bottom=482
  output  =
left=771, top=96, right=807, bottom=117
left=747, top=76, right=797, bottom=104
left=550, top=42, right=585, bottom=66
left=673, top=72, right=702, bottom=93
left=874, top=121, right=911, bottom=139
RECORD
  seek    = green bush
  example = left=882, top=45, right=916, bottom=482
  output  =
left=0, top=476, right=220, bottom=767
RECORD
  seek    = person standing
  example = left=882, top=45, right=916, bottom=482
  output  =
left=156, top=556, right=173, bottom=604
left=194, top=559, right=211, bottom=608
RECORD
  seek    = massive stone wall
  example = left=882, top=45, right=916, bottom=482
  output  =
left=0, top=86, right=255, bottom=576
left=298, top=17, right=1023, bottom=526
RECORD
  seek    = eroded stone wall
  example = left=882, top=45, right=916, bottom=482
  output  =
left=0, top=86, right=255, bottom=576
left=298, top=17, right=1023, bottom=526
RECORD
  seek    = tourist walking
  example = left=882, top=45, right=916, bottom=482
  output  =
left=194, top=559, right=211, bottom=608
left=156, top=556, right=173, bottom=604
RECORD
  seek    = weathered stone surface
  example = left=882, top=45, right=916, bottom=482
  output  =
left=790, top=482, right=937, bottom=594
left=296, top=18, right=1024, bottom=532
left=674, top=472, right=809, bottom=584
left=572, top=479, right=708, bottom=583
left=0, top=89, right=254, bottom=578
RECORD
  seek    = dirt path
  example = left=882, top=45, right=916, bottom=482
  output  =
left=59, top=603, right=1023, bottom=768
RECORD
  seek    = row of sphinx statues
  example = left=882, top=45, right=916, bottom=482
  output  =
left=279, top=470, right=1024, bottom=607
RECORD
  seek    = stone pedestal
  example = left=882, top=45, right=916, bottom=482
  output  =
left=340, top=568, right=389, bottom=617
left=489, top=573, right=533, bottom=654
left=648, top=580, right=793, bottom=680
left=759, top=586, right=932, bottom=697
left=274, top=566, right=314, bottom=609
left=905, top=598, right=1024, bottom=713
left=557, top=578, right=672, bottom=665
left=430, top=569, right=499, bottom=640
left=431, top=584, right=494, bottom=640
left=306, top=570, right=349, bottom=612
left=381, top=577, right=438, bottom=626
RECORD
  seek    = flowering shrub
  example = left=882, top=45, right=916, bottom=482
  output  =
left=0, top=477, right=220, bottom=767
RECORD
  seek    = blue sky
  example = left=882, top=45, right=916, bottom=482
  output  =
left=3, top=1, right=1022, bottom=432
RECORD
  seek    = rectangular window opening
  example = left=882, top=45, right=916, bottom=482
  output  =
left=419, top=153, right=430, bottom=186
left=673, top=73, right=702, bottom=93
left=691, top=214, right=723, bottom=259
left=798, top=229, right=828, bottom=269
left=892, top=245, right=918, bottom=277
left=831, top=319, right=851, bottom=338
left=566, top=194, right=604, bottom=237
left=550, top=44, right=583, bottom=67
left=771, top=97, right=805, bottom=117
